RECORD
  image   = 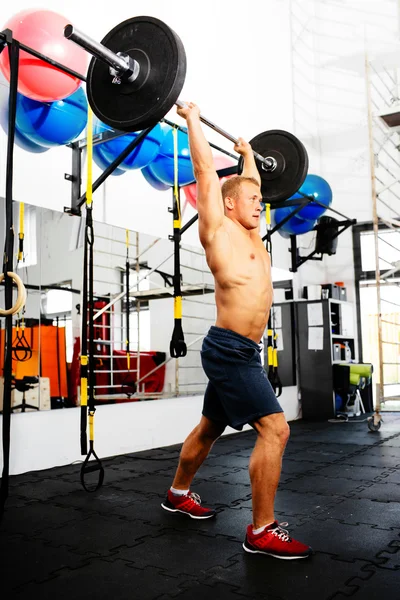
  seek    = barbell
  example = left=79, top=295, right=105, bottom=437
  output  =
left=64, top=16, right=308, bottom=204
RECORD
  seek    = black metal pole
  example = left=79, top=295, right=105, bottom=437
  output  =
left=76, top=126, right=155, bottom=209
left=180, top=214, right=198, bottom=235
left=294, top=220, right=356, bottom=270
left=290, top=235, right=298, bottom=273
left=66, top=145, right=82, bottom=216
left=0, top=37, right=19, bottom=521
left=0, top=30, right=86, bottom=82
left=262, top=197, right=312, bottom=241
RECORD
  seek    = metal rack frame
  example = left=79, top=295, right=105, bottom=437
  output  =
left=364, top=51, right=400, bottom=411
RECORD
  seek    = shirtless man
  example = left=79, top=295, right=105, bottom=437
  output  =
left=161, top=102, right=312, bottom=560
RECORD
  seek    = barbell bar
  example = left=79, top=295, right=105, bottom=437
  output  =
left=64, top=24, right=277, bottom=172
left=64, top=25, right=138, bottom=82
left=64, top=16, right=309, bottom=203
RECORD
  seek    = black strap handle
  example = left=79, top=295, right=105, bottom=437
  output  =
left=80, top=441, right=105, bottom=493
left=12, top=325, right=33, bottom=362
left=170, top=318, right=187, bottom=358
left=169, top=152, right=187, bottom=358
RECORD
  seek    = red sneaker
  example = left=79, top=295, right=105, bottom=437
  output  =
left=243, top=521, right=312, bottom=560
left=161, top=490, right=216, bottom=519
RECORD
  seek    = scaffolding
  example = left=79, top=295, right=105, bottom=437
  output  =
left=365, top=52, right=400, bottom=411
left=289, top=0, right=400, bottom=414
left=89, top=230, right=215, bottom=403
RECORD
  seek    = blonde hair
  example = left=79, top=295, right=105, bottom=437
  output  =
left=221, top=176, right=260, bottom=201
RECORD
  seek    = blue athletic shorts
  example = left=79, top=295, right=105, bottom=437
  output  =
left=201, top=326, right=283, bottom=431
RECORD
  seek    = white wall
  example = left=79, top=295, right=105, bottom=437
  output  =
left=0, top=386, right=299, bottom=474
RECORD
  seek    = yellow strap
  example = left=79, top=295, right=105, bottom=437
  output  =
left=267, top=329, right=273, bottom=336
left=172, top=127, right=181, bottom=225
left=80, top=354, right=88, bottom=406
left=268, top=346, right=273, bottom=364
left=174, top=296, right=182, bottom=319
left=86, top=107, right=93, bottom=207
left=89, top=412, right=94, bottom=441
left=19, top=202, right=24, bottom=235
left=126, top=349, right=131, bottom=371
left=266, top=203, right=271, bottom=226
left=81, top=377, right=88, bottom=407
left=273, top=348, right=278, bottom=367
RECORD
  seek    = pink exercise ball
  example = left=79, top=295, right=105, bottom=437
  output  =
left=183, top=154, right=236, bottom=209
left=0, top=9, right=87, bottom=102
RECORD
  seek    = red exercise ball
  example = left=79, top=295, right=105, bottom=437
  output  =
left=0, top=9, right=87, bottom=101
left=183, top=154, right=236, bottom=209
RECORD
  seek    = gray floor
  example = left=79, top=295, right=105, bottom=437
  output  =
left=1, top=412, right=400, bottom=599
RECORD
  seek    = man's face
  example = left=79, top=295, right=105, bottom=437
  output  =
left=234, top=182, right=263, bottom=230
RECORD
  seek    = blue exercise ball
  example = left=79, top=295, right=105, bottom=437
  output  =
left=15, top=128, right=50, bottom=153
left=15, top=87, right=88, bottom=147
left=148, top=127, right=195, bottom=186
left=141, top=164, right=171, bottom=191
left=274, top=206, right=317, bottom=235
left=92, top=143, right=126, bottom=176
left=271, top=210, right=290, bottom=239
left=288, top=174, right=333, bottom=221
left=95, top=121, right=165, bottom=171
left=0, top=73, right=49, bottom=153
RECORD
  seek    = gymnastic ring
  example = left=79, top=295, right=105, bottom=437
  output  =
left=0, top=271, right=27, bottom=316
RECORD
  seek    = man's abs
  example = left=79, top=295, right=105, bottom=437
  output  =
left=205, top=222, right=273, bottom=343
left=214, top=281, right=272, bottom=343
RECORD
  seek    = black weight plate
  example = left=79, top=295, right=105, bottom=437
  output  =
left=238, top=130, right=308, bottom=205
left=87, top=16, right=186, bottom=132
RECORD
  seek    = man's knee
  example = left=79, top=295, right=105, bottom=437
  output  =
left=252, top=413, right=290, bottom=447
left=198, top=415, right=226, bottom=442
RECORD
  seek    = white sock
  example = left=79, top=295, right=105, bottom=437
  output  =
left=170, top=486, right=189, bottom=496
left=252, top=521, right=275, bottom=535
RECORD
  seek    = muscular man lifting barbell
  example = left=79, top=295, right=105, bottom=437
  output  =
left=63, top=16, right=312, bottom=557
left=161, top=102, right=312, bottom=560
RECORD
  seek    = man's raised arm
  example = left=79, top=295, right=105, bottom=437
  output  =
left=177, top=102, right=224, bottom=247
left=234, top=138, right=261, bottom=187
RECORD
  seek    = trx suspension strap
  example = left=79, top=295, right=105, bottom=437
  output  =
left=125, top=229, right=130, bottom=372
left=55, top=316, right=63, bottom=405
left=80, top=106, right=104, bottom=492
left=12, top=202, right=32, bottom=363
left=121, top=229, right=136, bottom=396
left=0, top=38, right=19, bottom=521
left=169, top=127, right=187, bottom=358
left=18, top=201, right=24, bottom=264
left=265, top=204, right=282, bottom=397
left=12, top=316, right=32, bottom=362
left=80, top=218, right=89, bottom=455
